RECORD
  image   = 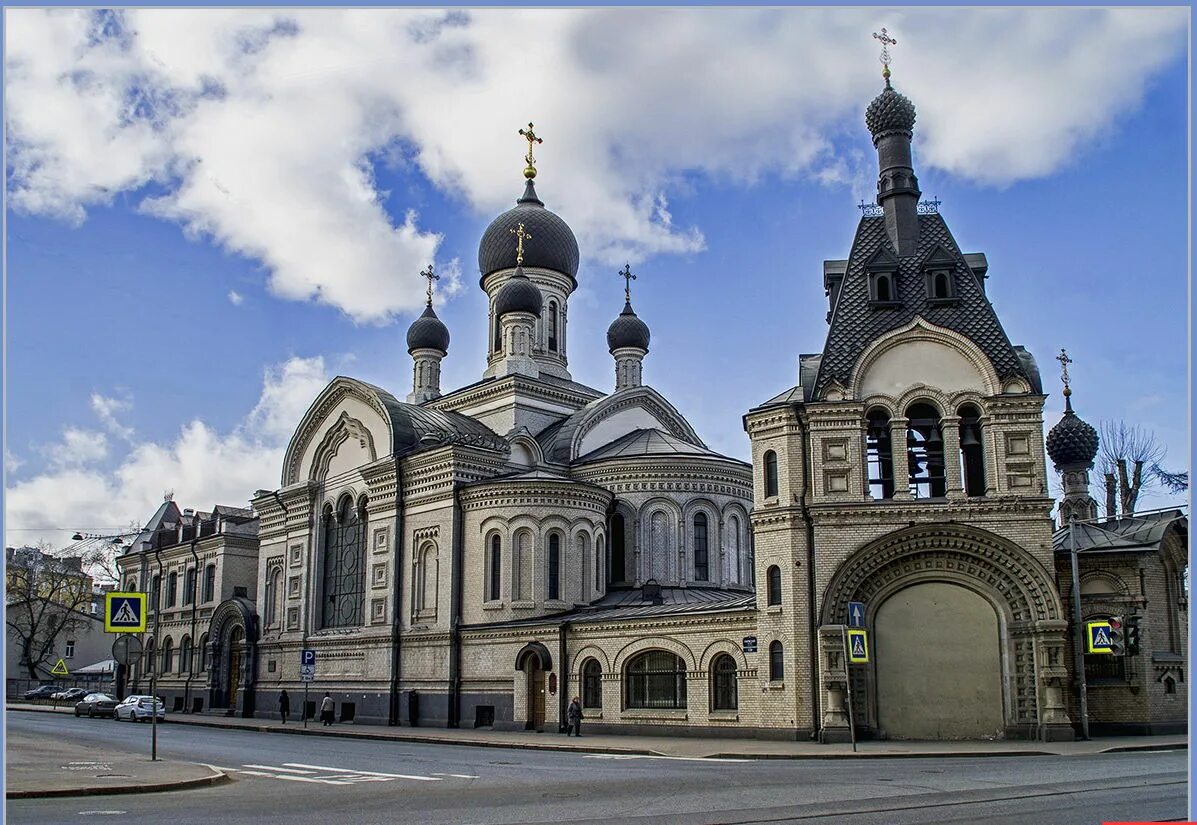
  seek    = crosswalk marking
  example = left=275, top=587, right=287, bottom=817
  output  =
left=243, top=764, right=317, bottom=774
left=284, top=762, right=443, bottom=781
left=237, top=769, right=352, bottom=786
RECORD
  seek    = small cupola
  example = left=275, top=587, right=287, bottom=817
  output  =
left=608, top=264, right=651, bottom=390
left=406, top=265, right=450, bottom=404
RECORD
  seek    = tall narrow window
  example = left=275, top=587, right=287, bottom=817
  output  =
left=711, top=654, right=738, bottom=711
left=322, top=497, right=366, bottom=628
left=577, top=532, right=590, bottom=601
left=167, top=572, right=178, bottom=606
left=184, top=568, right=196, bottom=605
left=769, top=641, right=784, bottom=681
left=180, top=636, right=193, bottom=674
left=906, top=402, right=946, bottom=498
left=198, top=635, right=208, bottom=672
left=866, top=409, right=895, bottom=499
left=582, top=659, right=602, bottom=709
left=693, top=513, right=709, bottom=582
left=493, top=314, right=501, bottom=354
left=151, top=574, right=161, bottom=609
left=766, top=565, right=782, bottom=606
left=547, top=300, right=558, bottom=352
left=488, top=535, right=502, bottom=601
left=596, top=535, right=605, bottom=592
left=726, top=515, right=740, bottom=584
left=611, top=514, right=626, bottom=583
left=548, top=533, right=561, bottom=601
left=203, top=564, right=216, bottom=603
left=513, top=530, right=531, bottom=601
left=763, top=451, right=778, bottom=498
left=958, top=404, right=986, bottom=497
left=162, top=638, right=174, bottom=673
left=145, top=639, right=155, bottom=674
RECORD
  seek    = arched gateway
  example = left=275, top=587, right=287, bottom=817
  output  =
left=819, top=524, right=1072, bottom=740
left=207, top=597, right=258, bottom=718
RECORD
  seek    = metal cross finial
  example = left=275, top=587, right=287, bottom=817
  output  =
left=519, top=122, right=543, bottom=180
left=873, top=27, right=897, bottom=85
left=1056, top=348, right=1074, bottom=400
left=619, top=263, right=636, bottom=303
left=420, top=263, right=439, bottom=306
left=510, top=222, right=532, bottom=266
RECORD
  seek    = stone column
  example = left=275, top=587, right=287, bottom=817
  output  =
left=817, top=626, right=851, bottom=742
left=889, top=418, right=912, bottom=500
left=941, top=415, right=965, bottom=499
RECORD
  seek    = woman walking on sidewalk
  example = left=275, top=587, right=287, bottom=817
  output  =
left=320, top=693, right=335, bottom=726
left=279, top=690, right=290, bottom=724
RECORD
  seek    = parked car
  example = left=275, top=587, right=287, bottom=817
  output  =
left=113, top=695, right=165, bottom=722
left=21, top=685, right=60, bottom=700
left=52, top=687, right=89, bottom=702
left=75, top=693, right=120, bottom=718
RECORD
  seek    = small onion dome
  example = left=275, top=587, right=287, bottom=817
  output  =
left=607, top=301, right=650, bottom=353
left=1046, top=395, right=1099, bottom=468
left=865, top=84, right=917, bottom=140
left=494, top=266, right=543, bottom=318
left=478, top=180, right=580, bottom=284
left=406, top=303, right=450, bottom=354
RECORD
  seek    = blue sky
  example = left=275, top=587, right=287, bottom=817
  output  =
left=4, top=8, right=1189, bottom=547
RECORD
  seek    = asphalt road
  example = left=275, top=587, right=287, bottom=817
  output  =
left=6, top=712, right=1187, bottom=825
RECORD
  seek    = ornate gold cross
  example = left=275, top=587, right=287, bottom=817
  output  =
left=510, top=222, right=532, bottom=266
left=1056, top=348, right=1073, bottom=396
left=420, top=263, right=438, bottom=306
left=519, top=122, right=543, bottom=180
left=873, top=27, right=897, bottom=84
left=619, top=263, right=636, bottom=303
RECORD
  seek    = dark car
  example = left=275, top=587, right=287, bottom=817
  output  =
left=52, top=687, right=90, bottom=702
left=22, top=685, right=59, bottom=700
left=75, top=692, right=120, bottom=718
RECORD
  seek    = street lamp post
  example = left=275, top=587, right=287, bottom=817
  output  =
left=1067, top=515, right=1090, bottom=741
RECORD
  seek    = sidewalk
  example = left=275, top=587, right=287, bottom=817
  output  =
left=8, top=702, right=1186, bottom=760
left=6, top=727, right=227, bottom=799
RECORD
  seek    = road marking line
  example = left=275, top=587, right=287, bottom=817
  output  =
left=242, top=764, right=318, bottom=774
left=284, top=762, right=442, bottom=781
left=236, top=769, right=352, bottom=786
left=432, top=772, right=480, bottom=778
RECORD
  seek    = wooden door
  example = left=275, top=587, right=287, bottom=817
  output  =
left=530, top=668, right=546, bottom=730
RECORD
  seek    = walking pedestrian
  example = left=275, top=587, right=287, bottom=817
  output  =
left=320, top=692, right=335, bottom=726
left=567, top=696, right=583, bottom=737
left=279, top=689, right=290, bottom=724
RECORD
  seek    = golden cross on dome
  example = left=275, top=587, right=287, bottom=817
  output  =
left=1056, top=348, right=1074, bottom=398
left=510, top=222, right=532, bottom=266
left=619, top=263, right=636, bottom=303
left=420, top=263, right=438, bottom=306
left=518, top=122, right=543, bottom=180
left=873, top=27, right=897, bottom=85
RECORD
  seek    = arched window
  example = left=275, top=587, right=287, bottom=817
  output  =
left=763, top=451, right=779, bottom=498
left=577, top=532, right=591, bottom=601
left=582, top=658, right=602, bottom=709
left=198, top=634, right=208, bottom=672
left=596, top=535, right=605, bottom=593
left=488, top=535, right=502, bottom=601
left=866, top=409, right=895, bottom=499
left=711, top=653, right=738, bottom=711
left=693, top=513, right=709, bottom=582
left=167, top=572, right=178, bottom=606
left=321, top=497, right=366, bottom=629
left=415, top=542, right=438, bottom=618
left=958, top=404, right=985, bottom=497
left=610, top=514, right=626, bottom=583
left=876, top=274, right=892, bottom=301
left=150, top=574, right=161, bottom=609
left=265, top=567, right=282, bottom=628
left=625, top=650, right=687, bottom=709
left=125, top=578, right=136, bottom=593
left=769, top=641, right=784, bottom=681
left=932, top=271, right=952, bottom=299
left=906, top=403, right=946, bottom=498
left=547, top=300, right=558, bottom=352
left=513, top=530, right=531, bottom=601
left=548, top=533, right=561, bottom=601
left=203, top=564, right=216, bottom=603
left=145, top=638, right=155, bottom=674
left=766, top=565, right=782, bottom=606
left=725, top=514, right=741, bottom=584
left=493, top=313, right=501, bottom=354
left=870, top=269, right=898, bottom=303
left=162, top=638, right=174, bottom=674
left=180, top=636, right=192, bottom=674
left=649, top=511, right=670, bottom=582
left=184, top=567, right=196, bottom=604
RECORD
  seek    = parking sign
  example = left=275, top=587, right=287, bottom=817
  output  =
left=300, top=648, right=316, bottom=682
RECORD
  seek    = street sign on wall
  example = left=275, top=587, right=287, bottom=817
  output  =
left=847, top=601, right=866, bottom=628
left=742, top=636, right=758, bottom=653
left=847, top=629, right=869, bottom=664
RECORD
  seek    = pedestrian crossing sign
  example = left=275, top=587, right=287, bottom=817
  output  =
left=105, top=591, right=147, bottom=633
left=50, top=658, right=70, bottom=677
left=847, top=629, right=869, bottom=664
left=1086, top=620, right=1113, bottom=654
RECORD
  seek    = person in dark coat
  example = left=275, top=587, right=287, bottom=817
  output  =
left=567, top=696, right=583, bottom=737
left=279, top=690, right=290, bottom=724
left=320, top=692, right=335, bottom=726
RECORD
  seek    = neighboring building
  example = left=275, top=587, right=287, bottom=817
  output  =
left=5, top=598, right=116, bottom=694
left=115, top=498, right=259, bottom=713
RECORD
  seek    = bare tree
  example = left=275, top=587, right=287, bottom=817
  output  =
left=5, top=542, right=106, bottom=680
left=1097, top=421, right=1189, bottom=517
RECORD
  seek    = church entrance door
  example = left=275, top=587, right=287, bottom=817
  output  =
left=226, top=626, right=243, bottom=712
left=874, top=582, right=1004, bottom=739
left=526, top=657, right=546, bottom=731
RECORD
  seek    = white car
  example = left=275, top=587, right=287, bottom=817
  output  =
left=113, top=695, right=165, bottom=722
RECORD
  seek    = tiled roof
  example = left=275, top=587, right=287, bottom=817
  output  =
left=1052, top=510, right=1188, bottom=554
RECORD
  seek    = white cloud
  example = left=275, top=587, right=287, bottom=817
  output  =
left=44, top=427, right=109, bottom=469
left=5, top=356, right=330, bottom=549
left=5, top=8, right=1185, bottom=320
left=5, top=447, right=26, bottom=475
left=90, top=392, right=135, bottom=440
left=228, top=289, right=244, bottom=306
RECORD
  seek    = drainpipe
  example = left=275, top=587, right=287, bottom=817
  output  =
left=558, top=620, right=570, bottom=733
left=271, top=491, right=295, bottom=718
left=388, top=466, right=406, bottom=726
left=795, top=408, right=820, bottom=741
left=151, top=543, right=164, bottom=760
left=448, top=479, right=465, bottom=728
left=183, top=513, right=200, bottom=713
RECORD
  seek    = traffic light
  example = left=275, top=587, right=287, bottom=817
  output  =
left=1126, top=615, right=1142, bottom=656
left=1107, top=615, right=1126, bottom=656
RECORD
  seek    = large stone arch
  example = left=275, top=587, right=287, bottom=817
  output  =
left=206, top=597, right=258, bottom=718
left=851, top=317, right=1003, bottom=400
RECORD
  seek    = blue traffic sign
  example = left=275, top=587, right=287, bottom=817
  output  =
left=848, top=601, right=866, bottom=628
left=301, top=649, right=316, bottom=666
left=105, top=592, right=147, bottom=633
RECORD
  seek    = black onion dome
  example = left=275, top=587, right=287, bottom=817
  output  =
left=494, top=266, right=543, bottom=317
left=478, top=180, right=579, bottom=284
left=1046, top=401, right=1099, bottom=468
left=607, top=301, right=650, bottom=352
left=406, top=304, right=450, bottom=354
left=865, top=84, right=917, bottom=139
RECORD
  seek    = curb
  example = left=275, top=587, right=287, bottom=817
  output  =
left=6, top=764, right=228, bottom=800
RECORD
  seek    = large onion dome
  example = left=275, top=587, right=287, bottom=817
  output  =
left=494, top=266, right=543, bottom=317
left=478, top=180, right=579, bottom=283
left=865, top=83, right=917, bottom=140
left=1046, top=395, right=1099, bottom=468
left=406, top=304, right=450, bottom=354
left=606, top=301, right=650, bottom=352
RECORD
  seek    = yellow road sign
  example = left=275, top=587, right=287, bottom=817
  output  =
left=105, top=591, right=147, bottom=633
left=1086, top=620, right=1113, bottom=654
left=847, top=629, right=869, bottom=664
left=50, top=658, right=70, bottom=677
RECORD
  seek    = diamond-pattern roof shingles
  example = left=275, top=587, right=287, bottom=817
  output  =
left=814, top=213, right=1029, bottom=399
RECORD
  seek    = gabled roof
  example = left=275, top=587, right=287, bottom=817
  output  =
left=574, top=428, right=742, bottom=464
